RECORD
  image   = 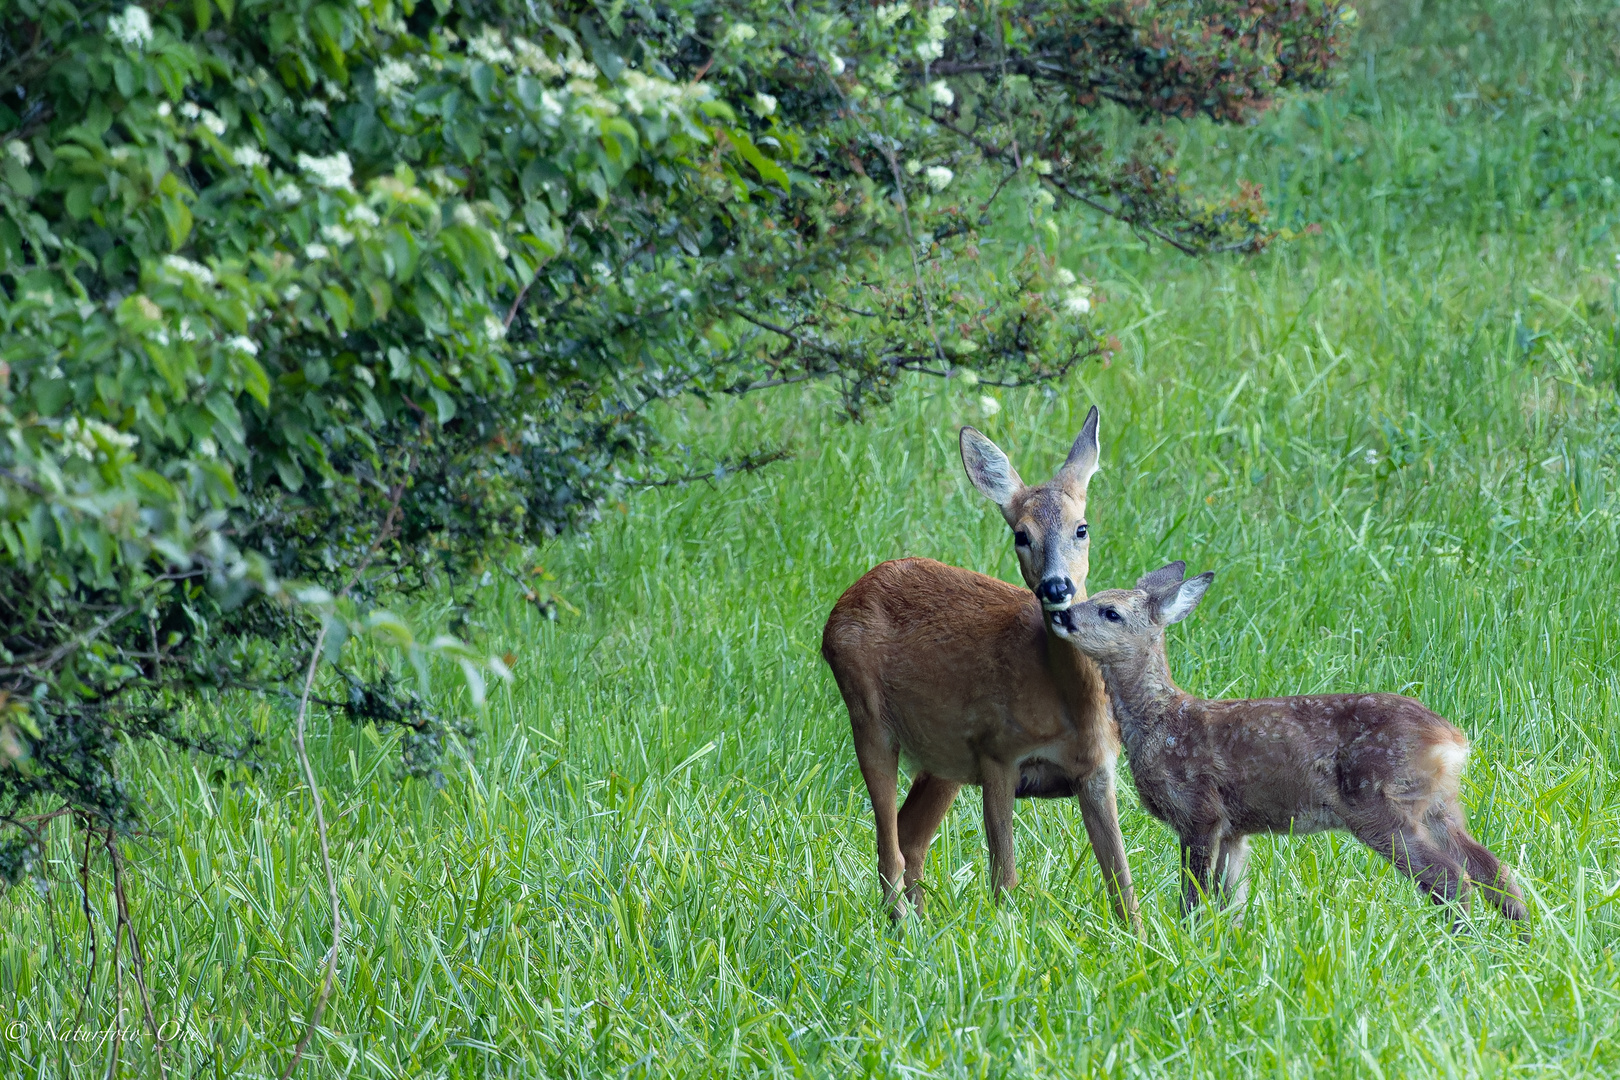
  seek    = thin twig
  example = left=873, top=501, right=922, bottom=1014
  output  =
left=279, top=481, right=404, bottom=1080
left=103, top=846, right=124, bottom=1080
left=907, top=103, right=1238, bottom=257
left=877, top=146, right=948, bottom=365
left=106, top=828, right=168, bottom=1080
left=277, top=618, right=339, bottom=1080
left=625, top=448, right=793, bottom=488
left=77, top=819, right=97, bottom=1017
left=0, top=465, right=45, bottom=495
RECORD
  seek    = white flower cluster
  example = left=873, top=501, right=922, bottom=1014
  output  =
left=484, top=315, right=507, bottom=342
left=107, top=5, right=152, bottom=49
left=297, top=151, right=353, bottom=190
left=320, top=222, right=354, bottom=246
left=274, top=182, right=301, bottom=204
left=226, top=335, right=259, bottom=356
left=929, top=80, right=954, bottom=107
left=1054, top=269, right=1092, bottom=316
left=198, top=109, right=226, bottom=136
left=752, top=92, right=778, bottom=117
left=511, top=38, right=564, bottom=80
left=469, top=27, right=515, bottom=67
left=163, top=254, right=215, bottom=285
left=348, top=204, right=380, bottom=228
left=374, top=57, right=418, bottom=101
left=917, top=5, right=957, bottom=62
left=875, top=4, right=909, bottom=29
left=925, top=165, right=953, bottom=191
left=5, top=139, right=30, bottom=167
left=622, top=71, right=691, bottom=116
left=233, top=144, right=266, bottom=169
left=305, top=243, right=330, bottom=260
left=60, top=416, right=138, bottom=460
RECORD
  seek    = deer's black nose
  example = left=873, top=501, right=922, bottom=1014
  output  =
left=1037, top=577, right=1076, bottom=609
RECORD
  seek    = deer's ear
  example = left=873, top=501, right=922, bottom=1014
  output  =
left=1055, top=405, right=1100, bottom=493
left=960, top=427, right=1024, bottom=514
left=1135, top=561, right=1186, bottom=593
left=1153, top=571, right=1213, bottom=625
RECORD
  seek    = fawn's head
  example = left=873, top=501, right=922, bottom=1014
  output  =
left=1049, top=561, right=1214, bottom=664
left=960, top=405, right=1101, bottom=611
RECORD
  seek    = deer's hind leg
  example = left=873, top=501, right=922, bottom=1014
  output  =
left=896, top=772, right=962, bottom=911
left=834, top=671, right=907, bottom=920
left=1354, top=812, right=1472, bottom=926
left=1433, top=809, right=1527, bottom=923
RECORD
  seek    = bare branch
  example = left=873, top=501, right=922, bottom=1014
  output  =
left=626, top=447, right=794, bottom=488
left=278, top=618, right=340, bottom=1080
left=106, top=829, right=169, bottom=1080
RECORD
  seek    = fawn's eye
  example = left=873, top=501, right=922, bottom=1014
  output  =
left=1014, top=530, right=1030, bottom=547
left=1075, top=523, right=1088, bottom=540
left=1101, top=607, right=1122, bottom=622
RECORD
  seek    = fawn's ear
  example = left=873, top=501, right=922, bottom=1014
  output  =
left=1135, top=561, right=1186, bottom=593
left=960, top=427, right=1025, bottom=516
left=1153, top=571, right=1213, bottom=625
left=1054, top=405, right=1100, bottom=493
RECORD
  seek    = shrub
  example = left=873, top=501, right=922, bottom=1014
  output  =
left=0, top=0, right=1353, bottom=848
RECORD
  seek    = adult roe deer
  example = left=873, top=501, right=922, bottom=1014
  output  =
left=1047, top=561, right=1527, bottom=928
left=821, top=407, right=1140, bottom=926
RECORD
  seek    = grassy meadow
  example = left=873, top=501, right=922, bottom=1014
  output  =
left=6, top=0, right=1620, bottom=1075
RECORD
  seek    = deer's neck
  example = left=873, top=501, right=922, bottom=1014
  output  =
left=1098, top=646, right=1186, bottom=751
left=1048, top=628, right=1109, bottom=716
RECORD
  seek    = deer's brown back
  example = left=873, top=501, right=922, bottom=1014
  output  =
left=822, top=558, right=1114, bottom=786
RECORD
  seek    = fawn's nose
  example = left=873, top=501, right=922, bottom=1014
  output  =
left=1036, top=577, right=1076, bottom=610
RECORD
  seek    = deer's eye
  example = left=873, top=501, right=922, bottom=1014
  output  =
left=1075, top=523, right=1088, bottom=540
left=1014, top=530, right=1031, bottom=547
left=1101, top=607, right=1122, bottom=622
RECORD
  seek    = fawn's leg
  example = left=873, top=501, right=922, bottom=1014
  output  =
left=1214, top=833, right=1251, bottom=911
left=896, top=771, right=962, bottom=910
left=1357, top=819, right=1471, bottom=926
left=1440, top=820, right=1527, bottom=923
left=1180, top=832, right=1219, bottom=916
left=980, top=762, right=1019, bottom=898
left=1077, top=763, right=1142, bottom=931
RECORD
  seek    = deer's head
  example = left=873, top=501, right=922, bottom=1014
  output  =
left=1049, top=561, right=1215, bottom=664
left=960, top=405, right=1102, bottom=612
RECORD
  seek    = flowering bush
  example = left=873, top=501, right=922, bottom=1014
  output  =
left=0, top=0, right=1351, bottom=849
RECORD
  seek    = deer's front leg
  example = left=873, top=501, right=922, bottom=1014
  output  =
left=980, top=762, right=1019, bottom=898
left=1077, top=761, right=1141, bottom=932
left=1179, top=832, right=1219, bottom=916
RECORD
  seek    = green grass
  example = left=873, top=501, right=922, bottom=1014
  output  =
left=6, top=1, right=1620, bottom=1075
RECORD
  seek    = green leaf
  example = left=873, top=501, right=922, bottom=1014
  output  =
left=725, top=128, right=791, bottom=192
left=321, top=285, right=352, bottom=333
left=428, top=387, right=456, bottom=424
left=240, top=357, right=270, bottom=408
